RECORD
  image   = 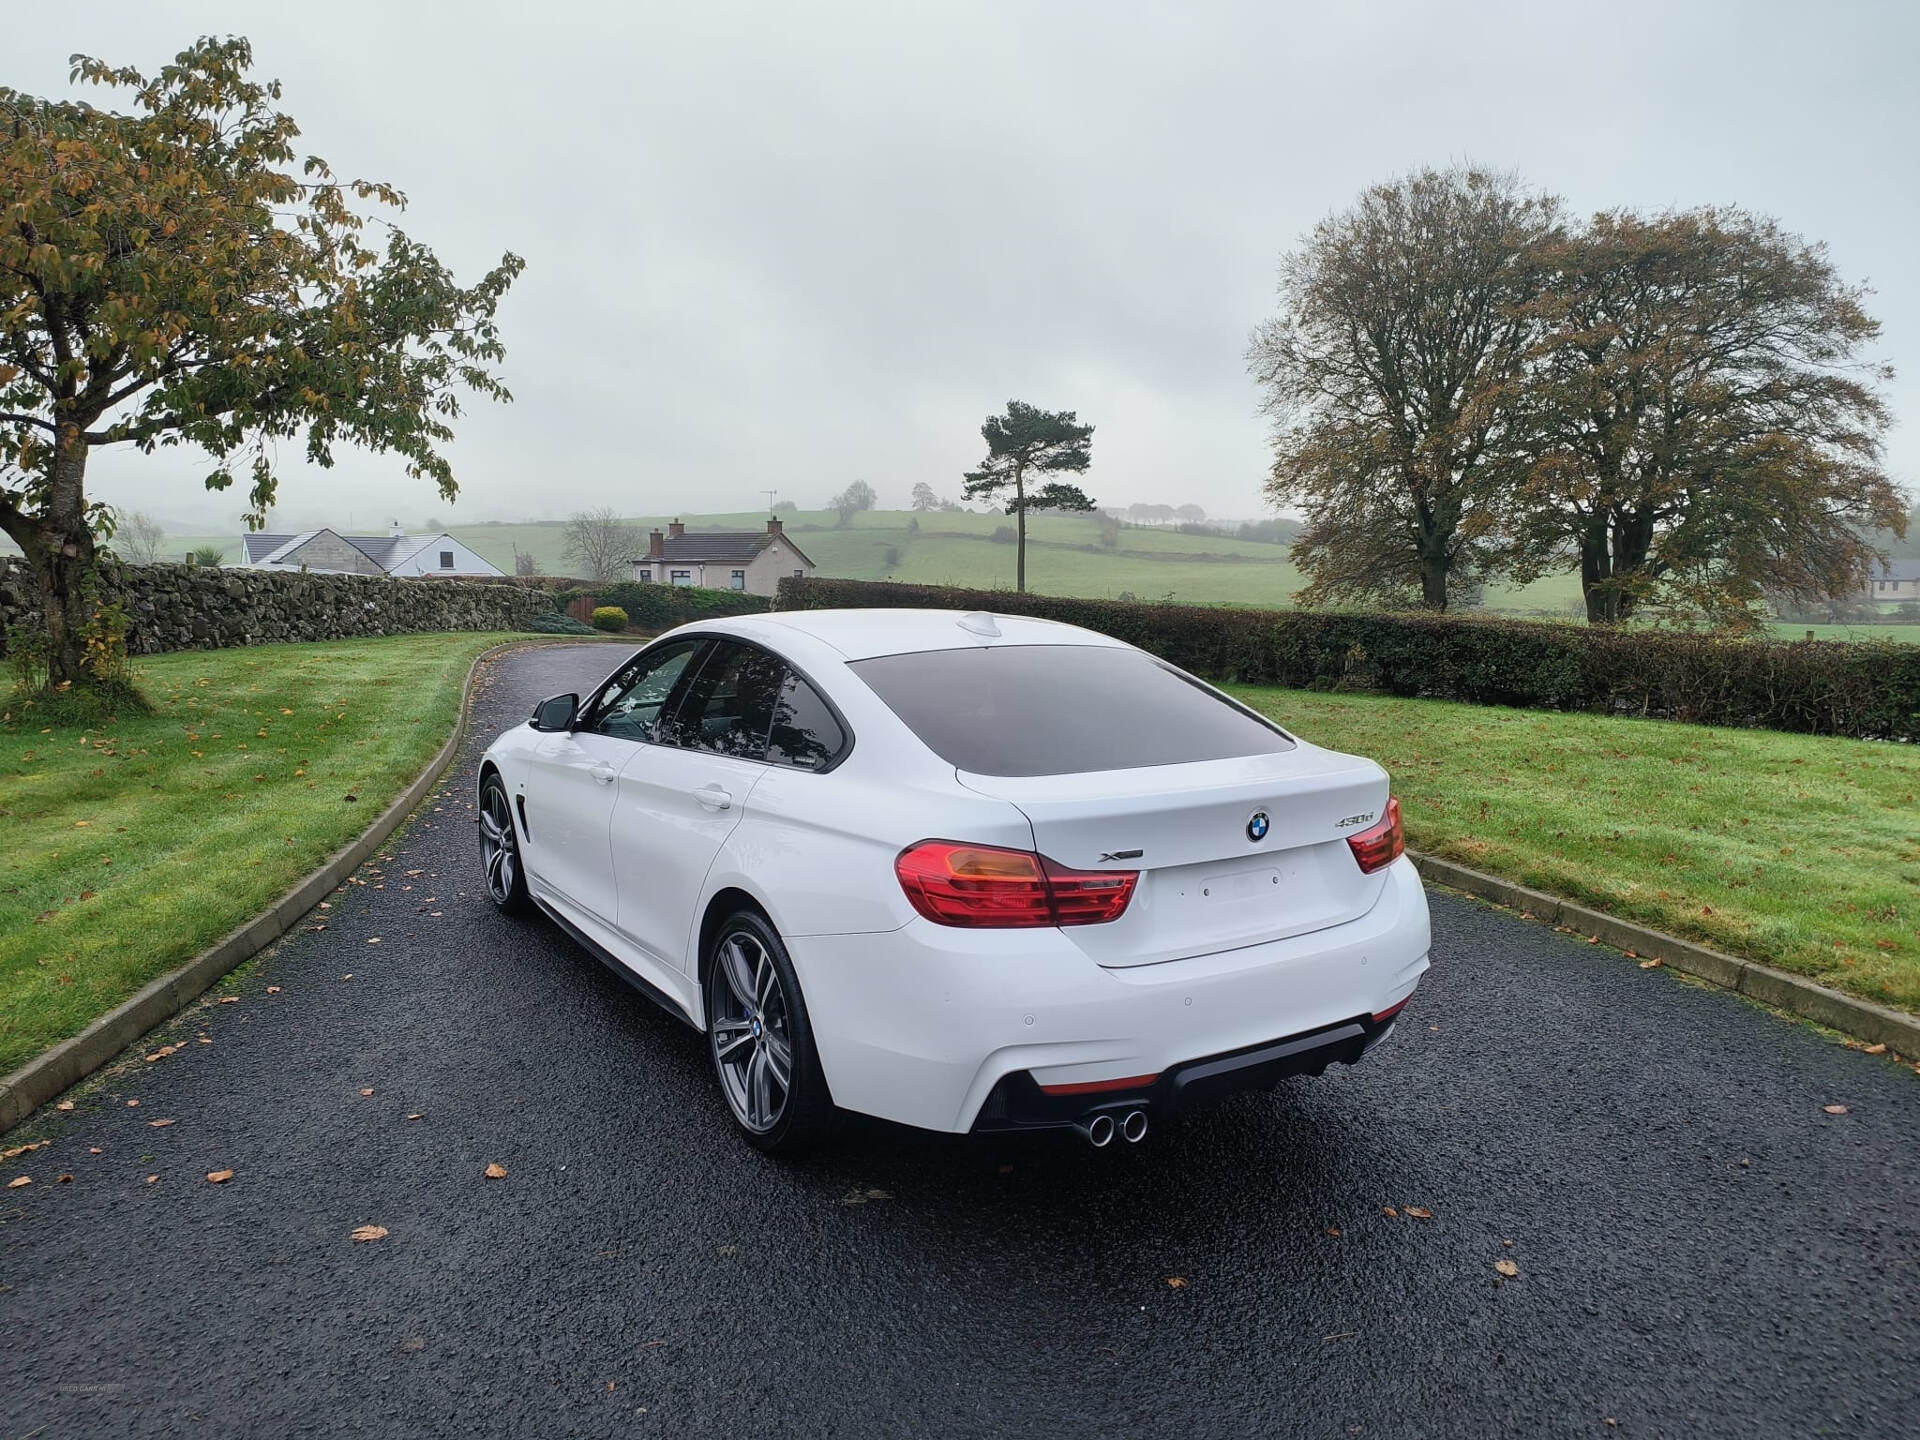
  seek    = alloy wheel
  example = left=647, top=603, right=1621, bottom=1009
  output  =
left=478, top=780, right=520, bottom=905
left=709, top=930, right=793, bottom=1133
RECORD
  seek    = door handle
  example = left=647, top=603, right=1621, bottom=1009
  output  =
left=589, top=763, right=618, bottom=786
left=693, top=783, right=732, bottom=812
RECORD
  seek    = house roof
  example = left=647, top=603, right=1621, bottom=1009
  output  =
left=242, top=532, right=295, bottom=563
left=1871, top=557, right=1920, bottom=582
left=635, top=530, right=816, bottom=568
left=244, top=529, right=500, bottom=575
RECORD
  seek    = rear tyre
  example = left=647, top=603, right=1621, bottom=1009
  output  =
left=478, top=771, right=532, bottom=915
left=704, top=909, right=835, bottom=1153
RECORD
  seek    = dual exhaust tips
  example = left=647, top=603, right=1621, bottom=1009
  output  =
left=1078, top=1109, right=1149, bottom=1147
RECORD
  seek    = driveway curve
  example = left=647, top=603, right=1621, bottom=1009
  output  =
left=3, top=641, right=1916, bottom=1439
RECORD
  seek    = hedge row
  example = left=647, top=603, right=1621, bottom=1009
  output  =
left=554, top=581, right=772, bottom=629
left=774, top=577, right=1920, bottom=741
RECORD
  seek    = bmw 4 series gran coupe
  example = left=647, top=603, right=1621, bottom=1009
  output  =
left=478, top=608, right=1430, bottom=1152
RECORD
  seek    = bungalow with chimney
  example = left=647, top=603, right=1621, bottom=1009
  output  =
left=629, top=517, right=815, bottom=597
left=1866, top=557, right=1920, bottom=603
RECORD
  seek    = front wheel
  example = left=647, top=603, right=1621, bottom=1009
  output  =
left=704, top=910, right=835, bottom=1153
left=478, top=771, right=532, bottom=915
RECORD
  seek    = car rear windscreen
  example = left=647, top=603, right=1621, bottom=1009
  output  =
left=848, top=644, right=1294, bottom=777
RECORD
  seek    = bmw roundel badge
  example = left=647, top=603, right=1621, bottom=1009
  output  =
left=1246, top=810, right=1270, bottom=843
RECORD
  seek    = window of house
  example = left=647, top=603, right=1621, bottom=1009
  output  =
left=793, top=569, right=804, bottom=579
left=730, top=569, right=747, bottom=590
left=635, top=570, right=651, bottom=582
left=670, top=570, right=692, bottom=586
left=438, top=551, right=454, bottom=569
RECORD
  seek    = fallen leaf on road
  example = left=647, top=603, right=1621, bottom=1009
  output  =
left=126, top=1098, right=140, bottom=1107
left=206, top=1169, right=234, bottom=1184
left=1326, top=1227, right=1342, bottom=1237
left=1639, top=958, right=1663, bottom=970
left=56, top=1172, right=72, bottom=1183
left=148, top=1118, right=175, bottom=1128
left=89, top=1147, right=102, bottom=1155
left=865, top=1188, right=891, bottom=1201
left=2, top=1141, right=49, bottom=1159
left=1382, top=1206, right=1398, bottom=1217
left=1165, top=1277, right=1188, bottom=1289
left=145, top=1174, right=158, bottom=1184
left=1494, top=1260, right=1519, bottom=1278
left=1404, top=1206, right=1433, bottom=1220
left=1823, top=1104, right=1849, bottom=1115
left=267, top=986, right=281, bottom=994
left=359, top=1088, right=374, bottom=1097
left=56, top=1100, right=74, bottom=1112
left=350, top=1225, right=389, bottom=1242
left=1863, top=1043, right=1887, bottom=1056
left=342, top=973, right=353, bottom=981
left=484, top=1163, right=507, bottom=1179
left=7, top=1176, right=29, bottom=1188
left=406, top=1113, right=423, bottom=1121
left=218, top=996, right=239, bottom=1005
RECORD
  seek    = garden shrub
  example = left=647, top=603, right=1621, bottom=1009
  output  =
left=580, top=582, right=772, bottom=629
left=590, top=606, right=629, bottom=632
left=526, top=611, right=598, bottom=635
left=775, top=576, right=1920, bottom=741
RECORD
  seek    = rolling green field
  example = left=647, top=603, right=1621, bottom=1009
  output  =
left=0, top=633, right=518, bottom=1072
left=1230, top=685, right=1920, bottom=1016
left=135, top=508, right=1905, bottom=633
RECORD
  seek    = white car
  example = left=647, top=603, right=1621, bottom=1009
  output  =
left=477, top=608, right=1430, bottom=1152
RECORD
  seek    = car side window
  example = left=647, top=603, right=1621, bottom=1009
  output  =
left=659, top=641, right=785, bottom=760
left=767, top=672, right=845, bottom=770
left=585, top=640, right=704, bottom=742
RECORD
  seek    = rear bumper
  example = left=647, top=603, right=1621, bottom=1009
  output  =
left=787, top=855, right=1431, bottom=1134
left=969, top=1006, right=1403, bottom=1133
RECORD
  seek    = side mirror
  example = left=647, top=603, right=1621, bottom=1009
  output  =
left=529, top=693, right=579, bottom=732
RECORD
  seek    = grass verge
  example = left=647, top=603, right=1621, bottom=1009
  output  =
left=0, top=633, right=519, bottom=1074
left=1228, top=685, right=1920, bottom=1016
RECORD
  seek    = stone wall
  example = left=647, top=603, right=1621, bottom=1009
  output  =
left=0, top=556, right=550, bottom=656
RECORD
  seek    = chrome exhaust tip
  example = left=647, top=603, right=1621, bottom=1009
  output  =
left=1080, top=1113, right=1116, bottom=1148
left=1121, top=1109, right=1149, bottom=1144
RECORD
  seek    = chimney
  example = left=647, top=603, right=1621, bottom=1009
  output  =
left=767, top=515, right=784, bottom=537
left=648, top=528, right=665, bottom=560
left=389, top=519, right=405, bottom=538
left=668, top=518, right=685, bottom=539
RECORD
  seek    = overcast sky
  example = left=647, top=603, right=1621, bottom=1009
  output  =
left=12, top=0, right=1919, bottom=532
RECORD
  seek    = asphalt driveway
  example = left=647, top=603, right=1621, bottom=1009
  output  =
left=3, top=641, right=1916, bottom=1439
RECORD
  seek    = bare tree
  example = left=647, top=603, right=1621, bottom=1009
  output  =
left=1248, top=165, right=1560, bottom=610
left=512, top=544, right=542, bottom=578
left=115, top=511, right=167, bottom=565
left=561, top=507, right=631, bottom=582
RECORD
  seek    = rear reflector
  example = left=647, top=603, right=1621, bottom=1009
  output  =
left=1371, top=998, right=1410, bottom=1024
left=896, top=840, right=1138, bottom=928
left=1346, top=796, right=1404, bottom=874
left=1038, top=1072, right=1161, bottom=1096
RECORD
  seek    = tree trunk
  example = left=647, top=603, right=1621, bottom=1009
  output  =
left=1418, top=549, right=1449, bottom=611
left=1582, top=508, right=1656, bottom=624
left=1580, top=514, right=1619, bottom=624
left=1014, top=462, right=1027, bottom=594
left=21, top=431, right=97, bottom=689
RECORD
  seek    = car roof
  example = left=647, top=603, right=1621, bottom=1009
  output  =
left=723, top=607, right=1128, bottom=662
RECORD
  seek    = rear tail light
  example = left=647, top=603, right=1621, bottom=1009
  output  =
left=895, top=841, right=1138, bottom=928
left=1346, top=796, right=1404, bottom=874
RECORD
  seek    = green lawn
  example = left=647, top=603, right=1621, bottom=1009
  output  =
left=0, top=633, right=519, bottom=1073
left=1227, top=685, right=1920, bottom=1016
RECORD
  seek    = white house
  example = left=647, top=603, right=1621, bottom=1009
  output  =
left=1866, top=558, right=1920, bottom=603
left=629, top=517, right=815, bottom=597
left=239, top=524, right=505, bottom=578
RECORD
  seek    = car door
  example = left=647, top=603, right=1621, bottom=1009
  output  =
left=520, top=638, right=705, bottom=928
left=610, top=639, right=784, bottom=972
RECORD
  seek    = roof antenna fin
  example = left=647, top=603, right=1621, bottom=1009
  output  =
left=957, top=612, right=1001, bottom=638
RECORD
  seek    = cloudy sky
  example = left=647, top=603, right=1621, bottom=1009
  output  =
left=11, top=0, right=1918, bottom=532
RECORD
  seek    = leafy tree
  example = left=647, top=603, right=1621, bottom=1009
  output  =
left=1505, top=209, right=1902, bottom=623
left=830, top=479, right=877, bottom=526
left=114, top=509, right=165, bottom=564
left=909, top=481, right=940, bottom=511
left=188, top=543, right=224, bottom=566
left=961, top=400, right=1095, bottom=592
left=1175, top=503, right=1206, bottom=522
left=561, top=506, right=630, bottom=582
left=1248, top=165, right=1559, bottom=610
left=0, top=38, right=522, bottom=695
